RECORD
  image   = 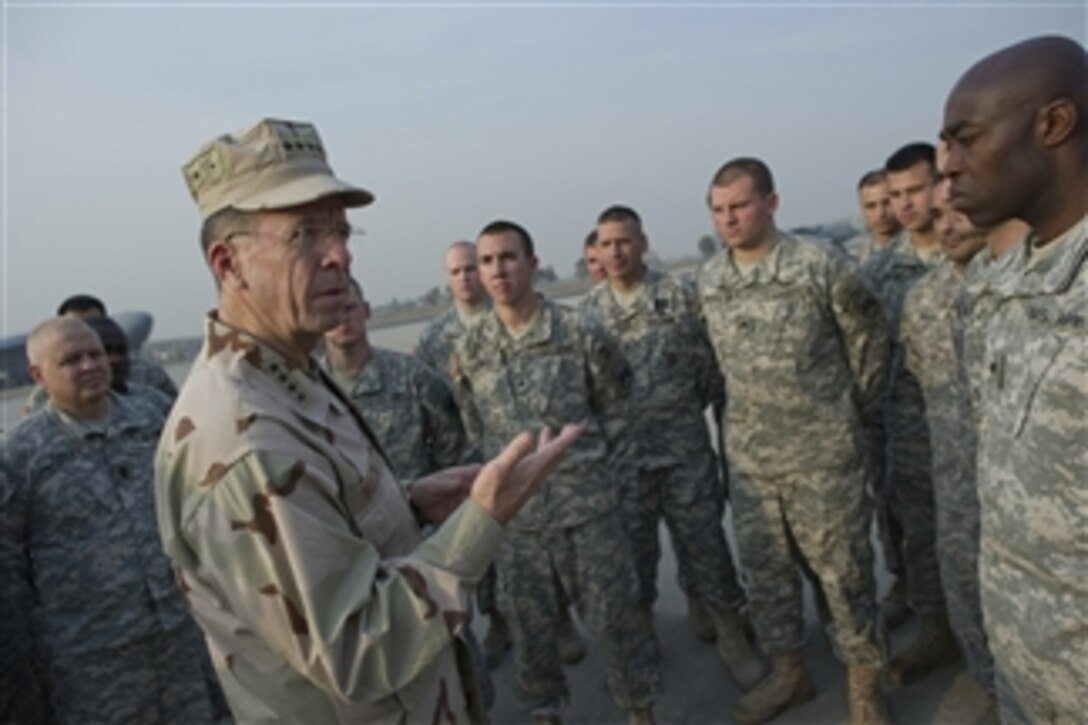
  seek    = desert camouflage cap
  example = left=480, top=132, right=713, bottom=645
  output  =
left=183, top=118, right=374, bottom=219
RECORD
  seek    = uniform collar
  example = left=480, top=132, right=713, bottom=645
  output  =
left=1016, top=214, right=1088, bottom=297
left=203, top=312, right=328, bottom=416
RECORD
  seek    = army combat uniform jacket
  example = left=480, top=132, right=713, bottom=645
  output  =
left=155, top=315, right=503, bottom=724
left=452, top=297, right=629, bottom=532
left=579, top=269, right=723, bottom=469
left=2, top=393, right=218, bottom=723
left=326, top=346, right=467, bottom=482
left=973, top=218, right=1088, bottom=723
left=697, top=232, right=889, bottom=476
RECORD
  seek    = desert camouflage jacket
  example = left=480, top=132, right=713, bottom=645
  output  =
left=155, top=314, right=502, bottom=724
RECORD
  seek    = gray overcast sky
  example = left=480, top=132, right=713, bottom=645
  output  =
left=2, top=1, right=1084, bottom=340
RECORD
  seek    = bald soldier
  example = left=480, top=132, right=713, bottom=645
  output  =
left=1, top=317, right=222, bottom=723
left=156, top=118, right=581, bottom=723
left=417, top=240, right=491, bottom=378
left=941, top=36, right=1087, bottom=724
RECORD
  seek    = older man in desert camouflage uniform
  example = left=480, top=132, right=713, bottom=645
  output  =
left=942, top=36, right=1087, bottom=724
left=579, top=204, right=760, bottom=690
left=899, top=176, right=994, bottom=696
left=697, top=158, right=890, bottom=725
left=453, top=220, right=660, bottom=725
left=155, top=118, right=580, bottom=724
left=1, top=317, right=221, bottom=724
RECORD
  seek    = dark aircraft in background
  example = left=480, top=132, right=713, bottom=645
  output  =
left=0, top=311, right=154, bottom=389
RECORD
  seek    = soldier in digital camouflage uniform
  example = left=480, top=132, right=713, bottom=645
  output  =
left=840, top=169, right=901, bottom=265
left=1, top=317, right=221, bottom=724
left=452, top=220, right=660, bottom=725
left=942, top=37, right=1087, bottom=724
left=579, top=205, right=760, bottom=691
left=697, top=158, right=890, bottom=725
left=417, top=240, right=491, bottom=379
left=23, top=295, right=178, bottom=417
left=861, top=144, right=957, bottom=667
left=155, top=118, right=581, bottom=724
left=899, top=176, right=994, bottom=694
left=323, top=278, right=499, bottom=710
left=325, top=279, right=466, bottom=482
left=956, top=218, right=1029, bottom=422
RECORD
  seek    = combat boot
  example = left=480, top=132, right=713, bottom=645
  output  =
left=482, top=611, right=512, bottom=670
left=731, top=650, right=816, bottom=724
left=887, top=613, right=961, bottom=685
left=557, top=610, right=587, bottom=666
left=709, top=606, right=765, bottom=692
left=847, top=665, right=891, bottom=725
left=687, top=594, right=716, bottom=642
left=880, top=577, right=910, bottom=632
left=626, top=706, right=656, bottom=725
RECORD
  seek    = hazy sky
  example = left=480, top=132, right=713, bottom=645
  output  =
left=3, top=1, right=1084, bottom=340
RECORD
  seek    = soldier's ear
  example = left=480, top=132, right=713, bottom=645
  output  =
left=27, top=363, right=44, bottom=387
left=208, top=239, right=246, bottom=289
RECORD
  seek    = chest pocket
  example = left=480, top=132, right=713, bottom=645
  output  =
left=1001, top=331, right=1067, bottom=440
left=502, top=353, right=585, bottom=422
left=622, top=315, right=686, bottom=391
left=347, top=460, right=416, bottom=556
left=357, top=378, right=411, bottom=447
left=749, top=291, right=825, bottom=370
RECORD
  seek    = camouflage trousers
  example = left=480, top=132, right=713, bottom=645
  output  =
left=623, top=455, right=744, bottom=611
left=496, top=508, right=661, bottom=715
left=43, top=622, right=221, bottom=724
left=865, top=410, right=907, bottom=584
left=928, top=406, right=994, bottom=693
left=887, top=391, right=945, bottom=616
left=731, top=462, right=884, bottom=666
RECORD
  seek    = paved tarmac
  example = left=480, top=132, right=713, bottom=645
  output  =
left=473, top=522, right=992, bottom=725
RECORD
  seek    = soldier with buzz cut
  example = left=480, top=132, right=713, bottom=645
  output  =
left=417, top=240, right=491, bottom=378
left=899, top=171, right=994, bottom=698
left=579, top=204, right=761, bottom=691
left=697, top=157, right=891, bottom=725
left=452, top=219, right=661, bottom=725
left=156, top=118, right=582, bottom=724
left=325, top=278, right=466, bottom=482
left=1, top=316, right=223, bottom=724
left=841, top=169, right=901, bottom=264
left=862, top=143, right=955, bottom=663
left=942, top=36, right=1088, bottom=724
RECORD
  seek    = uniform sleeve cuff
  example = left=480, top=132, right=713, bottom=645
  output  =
left=416, top=498, right=504, bottom=580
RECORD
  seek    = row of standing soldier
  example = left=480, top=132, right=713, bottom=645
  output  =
left=1, top=32, right=1082, bottom=725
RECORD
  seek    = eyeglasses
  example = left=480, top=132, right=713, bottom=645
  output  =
left=226, top=222, right=365, bottom=252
